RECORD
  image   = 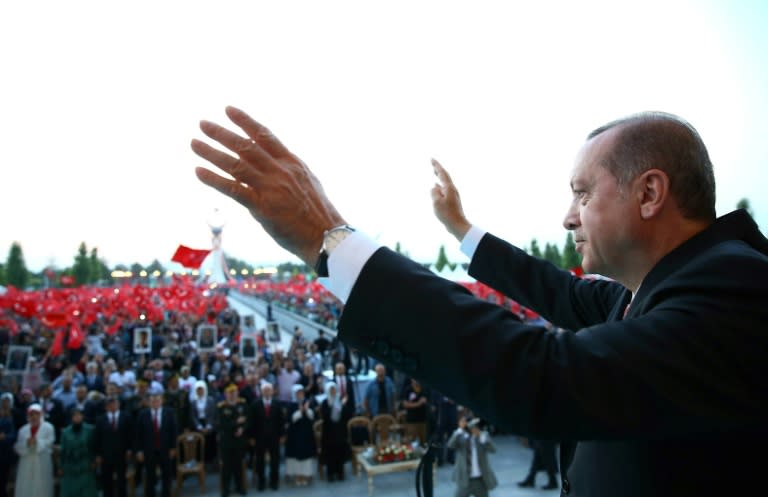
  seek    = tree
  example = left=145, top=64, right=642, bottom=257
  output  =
left=562, top=232, right=581, bottom=270
left=89, top=247, right=110, bottom=284
left=0, top=263, right=5, bottom=285
left=736, top=198, right=754, bottom=217
left=543, top=242, right=562, bottom=267
left=528, top=239, right=542, bottom=259
left=146, top=259, right=166, bottom=276
left=5, top=242, right=28, bottom=288
left=73, top=242, right=91, bottom=285
left=435, top=245, right=450, bottom=273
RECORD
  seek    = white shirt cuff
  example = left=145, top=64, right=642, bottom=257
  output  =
left=460, top=225, right=487, bottom=259
left=318, top=231, right=383, bottom=304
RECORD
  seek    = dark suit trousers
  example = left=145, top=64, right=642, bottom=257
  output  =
left=145, top=450, right=173, bottom=497
left=221, top=447, right=245, bottom=495
left=255, top=442, right=280, bottom=489
left=101, top=460, right=127, bottom=497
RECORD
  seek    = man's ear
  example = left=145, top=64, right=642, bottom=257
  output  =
left=635, top=168, right=669, bottom=220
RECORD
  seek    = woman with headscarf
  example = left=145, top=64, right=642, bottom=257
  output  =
left=189, top=379, right=217, bottom=464
left=59, top=407, right=97, bottom=497
left=14, top=403, right=55, bottom=497
left=284, top=383, right=316, bottom=486
left=0, top=393, right=17, bottom=497
left=320, top=381, right=353, bottom=482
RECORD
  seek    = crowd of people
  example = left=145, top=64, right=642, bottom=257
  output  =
left=0, top=277, right=527, bottom=497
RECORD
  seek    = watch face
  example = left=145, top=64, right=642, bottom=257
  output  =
left=325, top=227, right=353, bottom=252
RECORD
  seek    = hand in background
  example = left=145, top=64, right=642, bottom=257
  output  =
left=430, top=159, right=471, bottom=241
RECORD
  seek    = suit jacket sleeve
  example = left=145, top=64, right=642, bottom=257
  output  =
left=337, top=242, right=768, bottom=440
left=469, top=233, right=627, bottom=330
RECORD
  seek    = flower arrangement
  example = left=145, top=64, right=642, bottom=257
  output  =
left=374, top=443, right=417, bottom=463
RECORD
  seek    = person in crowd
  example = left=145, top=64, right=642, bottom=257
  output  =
left=306, top=342, right=323, bottom=375
left=178, top=365, right=197, bottom=397
left=333, top=361, right=356, bottom=411
left=163, top=374, right=190, bottom=432
left=517, top=438, right=559, bottom=490
left=13, top=403, right=54, bottom=497
left=135, top=392, right=178, bottom=497
left=284, top=384, right=316, bottom=486
left=189, top=379, right=217, bottom=464
left=300, top=362, right=322, bottom=401
left=313, top=329, right=331, bottom=356
left=448, top=417, right=498, bottom=497
left=216, top=384, right=248, bottom=497
left=239, top=369, right=263, bottom=405
left=249, top=382, right=283, bottom=491
left=53, top=372, right=77, bottom=410
left=363, top=364, right=395, bottom=417
left=276, top=357, right=301, bottom=403
left=94, top=396, right=132, bottom=497
left=37, top=382, right=66, bottom=441
left=432, top=390, right=458, bottom=466
left=0, top=393, right=17, bottom=497
left=320, top=381, right=353, bottom=482
left=401, top=378, right=430, bottom=444
left=59, top=408, right=97, bottom=497
left=83, top=361, right=105, bottom=393
left=192, top=107, right=768, bottom=496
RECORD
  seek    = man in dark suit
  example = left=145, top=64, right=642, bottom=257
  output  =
left=95, top=396, right=132, bottom=497
left=332, top=361, right=356, bottom=410
left=249, top=382, right=284, bottom=491
left=37, top=382, right=66, bottom=442
left=134, top=392, right=178, bottom=497
left=193, top=108, right=768, bottom=496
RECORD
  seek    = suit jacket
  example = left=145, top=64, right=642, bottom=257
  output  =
left=447, top=429, right=497, bottom=491
left=94, top=410, right=133, bottom=464
left=332, top=374, right=356, bottom=408
left=337, top=210, right=768, bottom=497
left=249, top=399, right=284, bottom=446
left=134, top=407, right=178, bottom=455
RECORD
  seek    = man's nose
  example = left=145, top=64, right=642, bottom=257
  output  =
left=563, top=203, right=579, bottom=231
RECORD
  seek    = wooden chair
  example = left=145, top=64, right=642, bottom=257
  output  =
left=370, top=414, right=397, bottom=447
left=313, top=419, right=324, bottom=479
left=347, top=416, right=372, bottom=476
left=175, top=432, right=205, bottom=497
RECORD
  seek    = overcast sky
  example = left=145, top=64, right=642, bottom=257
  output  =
left=2, top=0, right=766, bottom=272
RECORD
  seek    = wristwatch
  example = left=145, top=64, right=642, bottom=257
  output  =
left=315, top=225, right=356, bottom=277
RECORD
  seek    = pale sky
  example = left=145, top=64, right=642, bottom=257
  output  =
left=2, top=0, right=766, bottom=272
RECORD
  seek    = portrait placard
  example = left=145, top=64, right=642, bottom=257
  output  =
left=5, top=345, right=32, bottom=373
left=133, top=327, right=152, bottom=354
left=240, top=335, right=258, bottom=361
left=197, top=324, right=218, bottom=352
left=267, top=321, right=281, bottom=343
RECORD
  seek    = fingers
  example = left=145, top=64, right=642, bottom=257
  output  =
left=225, top=106, right=293, bottom=159
left=195, top=167, right=259, bottom=212
left=191, top=138, right=263, bottom=188
left=431, top=158, right=454, bottom=187
left=199, top=120, right=276, bottom=175
left=430, top=184, right=444, bottom=202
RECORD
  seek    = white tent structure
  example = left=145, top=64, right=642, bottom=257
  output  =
left=198, top=208, right=234, bottom=286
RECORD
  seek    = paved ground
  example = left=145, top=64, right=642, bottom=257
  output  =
left=172, top=434, right=560, bottom=497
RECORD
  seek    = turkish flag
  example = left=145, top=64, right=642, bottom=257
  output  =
left=67, top=322, right=84, bottom=350
left=60, top=275, right=75, bottom=286
left=51, top=330, right=65, bottom=356
left=171, top=245, right=211, bottom=269
left=41, top=312, right=69, bottom=329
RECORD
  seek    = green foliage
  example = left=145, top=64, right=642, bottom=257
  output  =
left=89, top=247, right=110, bottom=283
left=73, top=242, right=92, bottom=285
left=435, top=245, right=450, bottom=272
left=543, top=242, right=562, bottom=267
left=5, top=242, right=28, bottom=288
left=528, top=239, right=542, bottom=259
left=0, top=263, right=5, bottom=286
left=562, top=232, right=581, bottom=270
left=736, top=198, right=754, bottom=217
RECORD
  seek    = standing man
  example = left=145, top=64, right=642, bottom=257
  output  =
left=249, top=382, right=284, bottom=491
left=363, top=364, right=395, bottom=417
left=59, top=408, right=98, bottom=497
left=94, top=396, right=132, bottom=497
left=135, top=392, right=178, bottom=497
left=192, top=108, right=768, bottom=495
left=217, top=384, right=248, bottom=497
left=447, top=417, right=497, bottom=497
left=333, top=361, right=356, bottom=411
left=13, top=404, right=55, bottom=497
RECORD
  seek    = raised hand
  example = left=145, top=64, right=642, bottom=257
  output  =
left=192, top=106, right=347, bottom=267
left=430, top=159, right=471, bottom=241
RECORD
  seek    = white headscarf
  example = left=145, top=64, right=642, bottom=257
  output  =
left=194, top=380, right=208, bottom=409
left=291, top=383, right=304, bottom=403
left=324, top=381, right=342, bottom=422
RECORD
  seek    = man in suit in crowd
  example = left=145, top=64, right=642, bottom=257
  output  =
left=193, top=108, right=768, bottom=496
left=36, top=382, right=66, bottom=442
left=94, top=396, right=132, bottom=497
left=249, top=382, right=284, bottom=491
left=447, top=417, right=497, bottom=497
left=134, top=392, right=177, bottom=497
left=332, top=361, right=356, bottom=410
